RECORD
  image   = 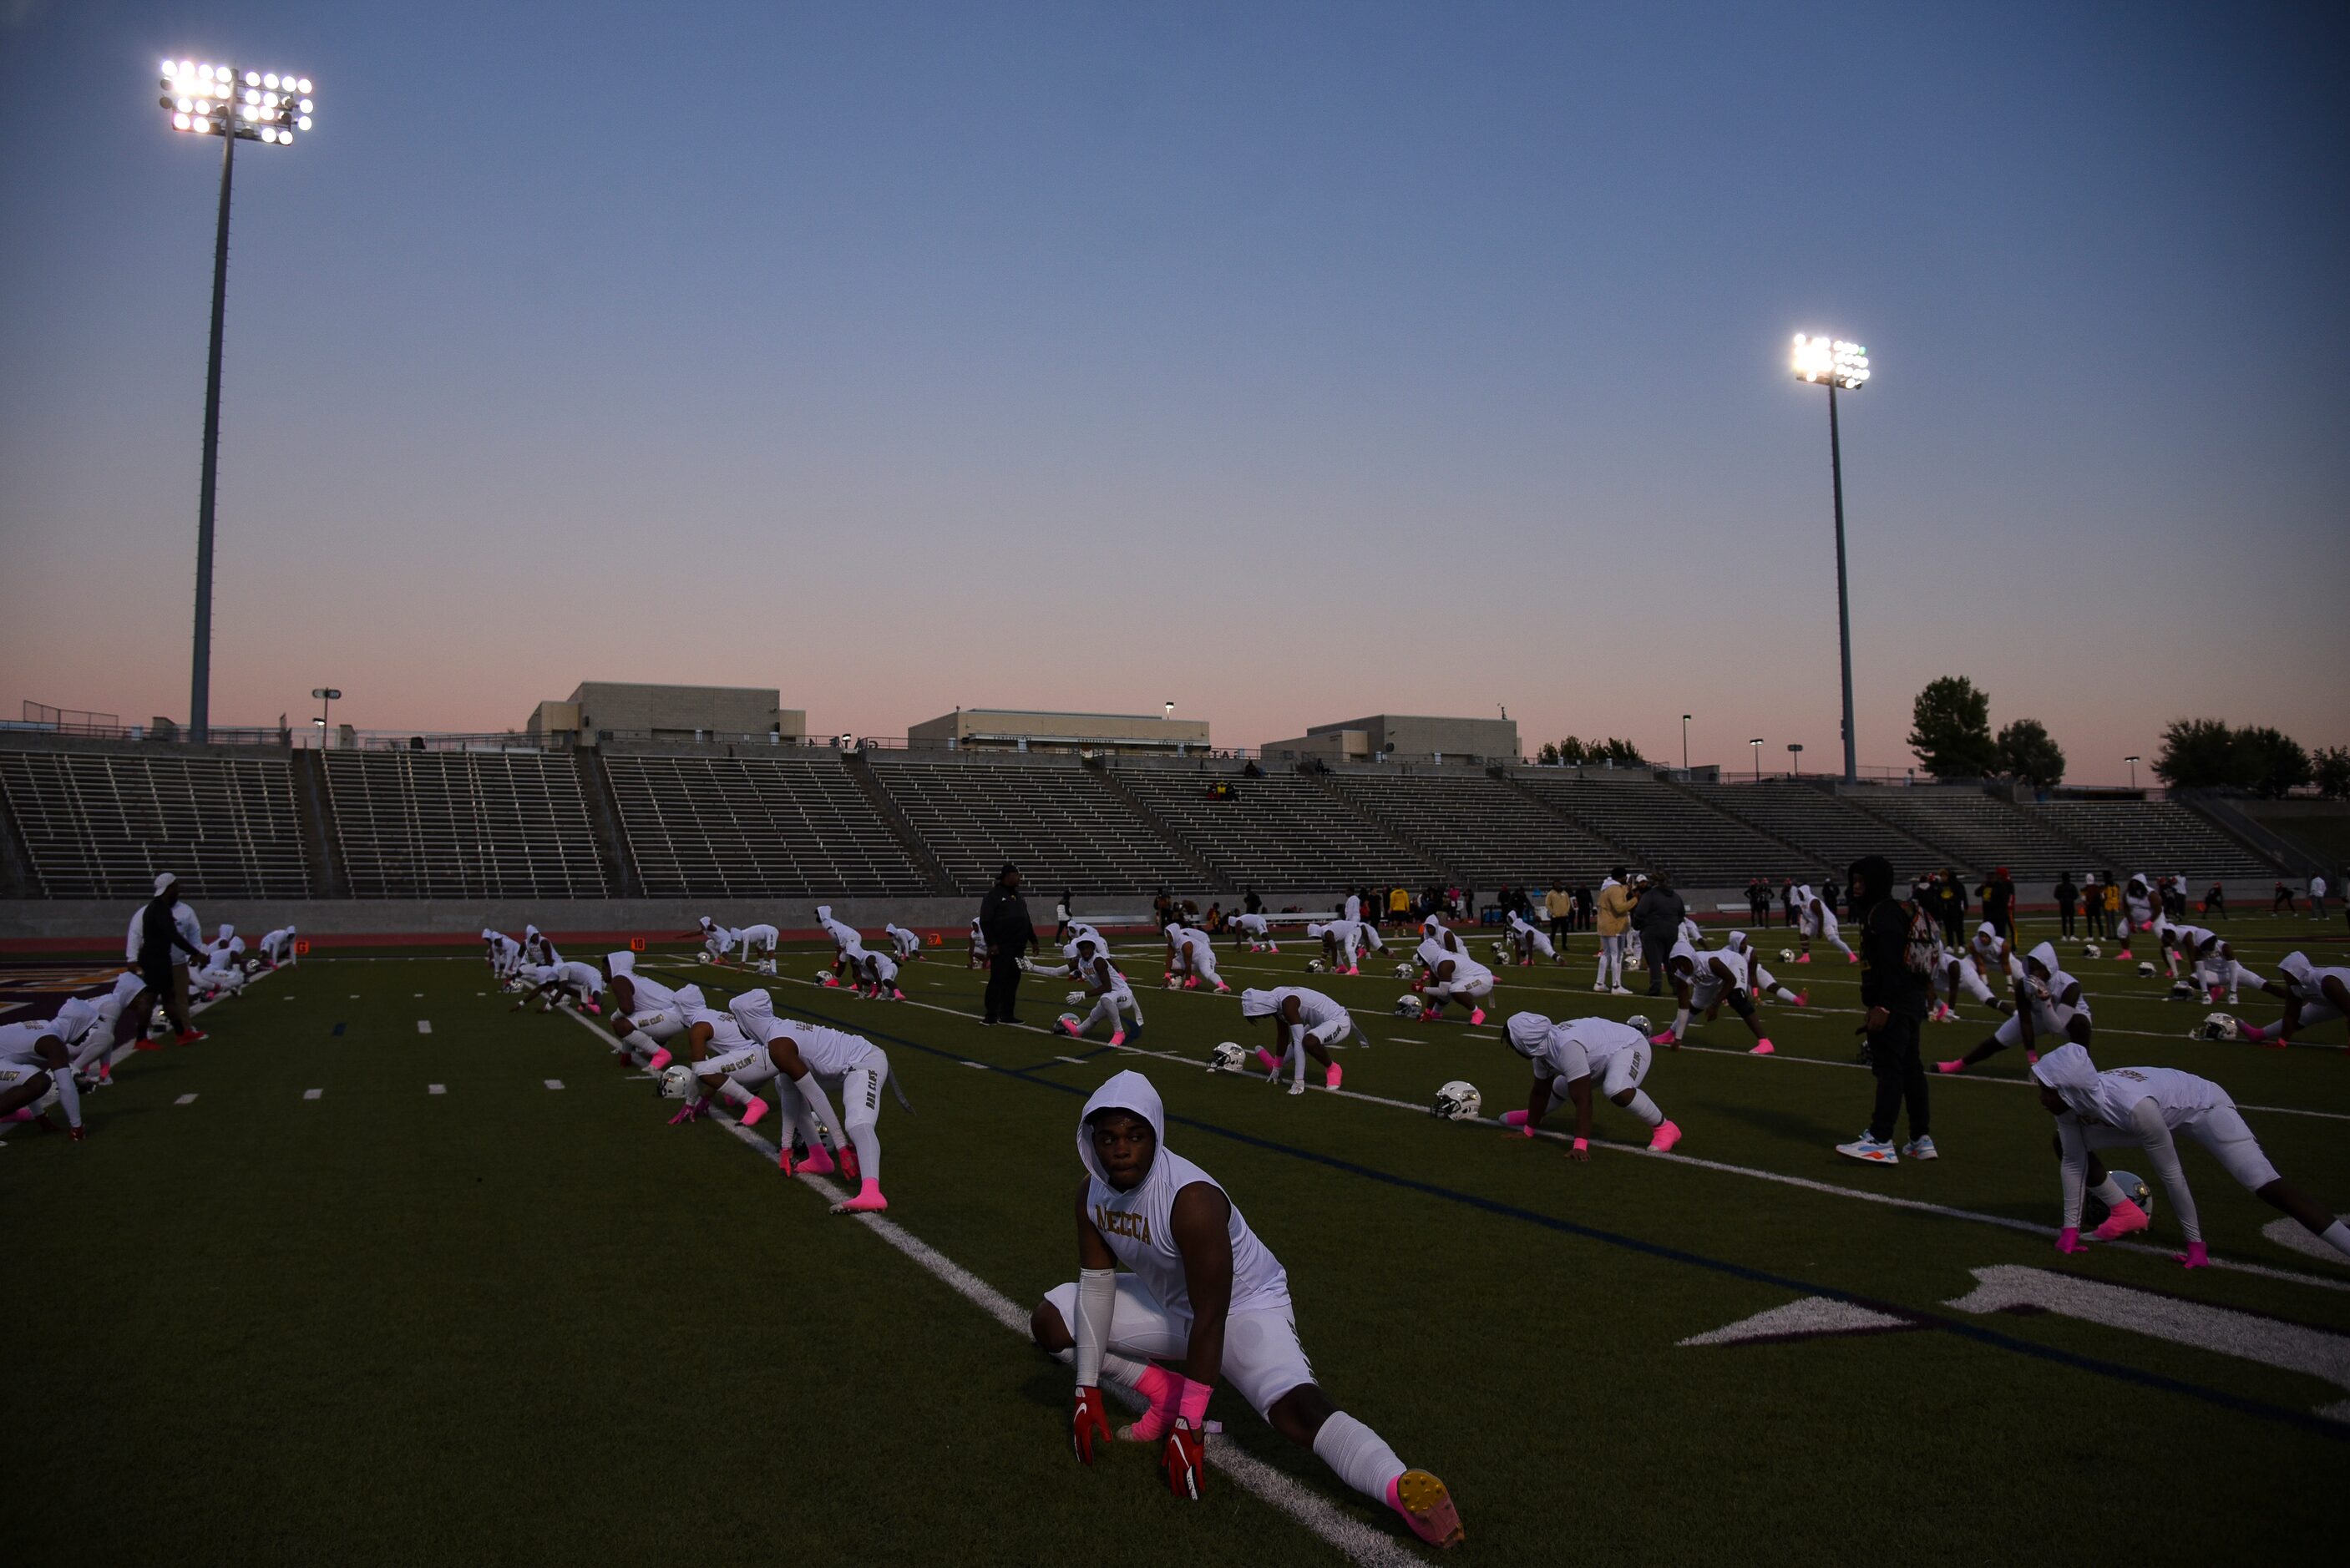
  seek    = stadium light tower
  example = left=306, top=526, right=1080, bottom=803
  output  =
left=156, top=57, right=318, bottom=742
left=1749, top=736, right=1764, bottom=781
left=1791, top=333, right=1871, bottom=785
left=2125, top=753, right=2141, bottom=790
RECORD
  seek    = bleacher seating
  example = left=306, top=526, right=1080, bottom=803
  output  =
left=603, top=753, right=929, bottom=897
left=1686, top=781, right=1943, bottom=871
left=1841, top=790, right=2081, bottom=879
left=869, top=757, right=1194, bottom=894
left=1323, top=771, right=1621, bottom=887
left=323, top=750, right=606, bottom=898
left=1512, top=775, right=1817, bottom=885
left=1115, top=767, right=1437, bottom=889
left=0, top=748, right=311, bottom=899
left=2030, top=800, right=2275, bottom=880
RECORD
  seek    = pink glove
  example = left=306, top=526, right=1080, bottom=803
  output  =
left=2176, top=1242, right=2210, bottom=1269
left=2054, top=1227, right=2085, bottom=1255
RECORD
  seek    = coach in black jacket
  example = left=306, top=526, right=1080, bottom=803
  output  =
left=979, top=864, right=1036, bottom=1025
left=1846, top=854, right=1931, bottom=1161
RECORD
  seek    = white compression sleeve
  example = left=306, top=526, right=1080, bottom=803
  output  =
left=1623, top=1090, right=1664, bottom=1128
left=49, top=1066, right=82, bottom=1130
left=793, top=1072, right=846, bottom=1154
left=2130, top=1097, right=2200, bottom=1243
left=1310, top=1411, right=1407, bottom=1505
left=2057, top=1118, right=2089, bottom=1230
left=1073, top=1268, right=1117, bottom=1387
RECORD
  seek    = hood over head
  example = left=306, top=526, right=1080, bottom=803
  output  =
left=1847, top=856, right=1896, bottom=906
left=2026, top=940, right=2059, bottom=979
left=608, top=951, right=636, bottom=977
left=671, top=982, right=706, bottom=1011
left=216, top=923, right=235, bottom=941
left=814, top=906, right=831, bottom=922
left=153, top=872, right=178, bottom=895
left=1305, top=923, right=1329, bottom=938
left=53, top=996, right=100, bottom=1044
left=1505, top=1012, right=1553, bottom=1058
left=2280, top=952, right=2314, bottom=985
left=1725, top=931, right=1749, bottom=953
left=2030, top=1041, right=2101, bottom=1114
left=482, top=928, right=499, bottom=940
left=1078, top=1070, right=1167, bottom=1187
left=728, top=989, right=775, bottom=1039
left=1238, top=988, right=1279, bottom=1018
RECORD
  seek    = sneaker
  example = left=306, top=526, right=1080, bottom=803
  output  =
left=1834, top=1132, right=1899, bottom=1165
left=1389, top=1469, right=1464, bottom=1550
left=1648, top=1120, right=1682, bottom=1153
left=796, top=1146, right=838, bottom=1176
left=1468, top=1007, right=1486, bottom=1027
left=2091, top=1198, right=2150, bottom=1240
left=1795, top=953, right=1812, bottom=964
left=175, top=1029, right=209, bottom=1044
left=1608, top=986, right=1633, bottom=998
left=1901, top=1136, right=1937, bottom=1161
left=1793, top=991, right=1811, bottom=1008
left=1107, top=1029, right=1126, bottom=1047
left=829, top=1180, right=889, bottom=1214
left=1324, top=1064, right=1343, bottom=1090
left=2114, top=949, right=2133, bottom=962
left=1935, top=1059, right=1965, bottom=1075
left=1286, top=1079, right=1306, bottom=1096
left=1649, top=1029, right=1678, bottom=1046
left=1847, top=953, right=1860, bottom=964
left=1592, top=982, right=1608, bottom=994
left=1748, top=1039, right=1775, bottom=1055
left=739, top=1095, right=770, bottom=1128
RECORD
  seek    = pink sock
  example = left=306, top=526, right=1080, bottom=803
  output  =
left=1125, top=1365, right=1181, bottom=1440
left=1499, top=1109, right=1527, bottom=1126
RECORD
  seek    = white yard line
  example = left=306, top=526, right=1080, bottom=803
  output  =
left=555, top=1004, right=1421, bottom=1566
left=303, top=1088, right=322, bottom=1100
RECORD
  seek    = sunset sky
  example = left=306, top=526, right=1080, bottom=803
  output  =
left=3, top=2, right=2343, bottom=780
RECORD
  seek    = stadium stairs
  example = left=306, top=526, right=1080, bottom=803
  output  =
left=841, top=750, right=956, bottom=893
left=574, top=751, right=645, bottom=898
left=1085, top=758, right=1233, bottom=893
left=287, top=750, right=349, bottom=898
left=1487, top=770, right=1642, bottom=868
left=1302, top=768, right=1467, bottom=883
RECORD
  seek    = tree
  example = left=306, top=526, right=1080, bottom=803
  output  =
left=2315, top=746, right=2350, bottom=801
left=1593, top=737, right=1646, bottom=765
left=1536, top=741, right=1560, bottom=766
left=1908, top=677, right=1997, bottom=779
left=1996, top=718, right=2065, bottom=787
left=2152, top=718, right=2244, bottom=790
left=2234, top=726, right=2312, bottom=797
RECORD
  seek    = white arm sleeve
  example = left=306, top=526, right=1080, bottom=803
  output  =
left=791, top=1068, right=847, bottom=1150
left=2130, top=1096, right=2200, bottom=1243
left=1074, top=1267, right=1117, bottom=1387
left=1030, top=962, right=1073, bottom=978
left=2057, top=1117, right=2089, bottom=1230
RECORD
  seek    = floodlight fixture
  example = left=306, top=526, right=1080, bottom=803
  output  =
left=154, top=55, right=320, bottom=743
left=1790, top=330, right=1876, bottom=785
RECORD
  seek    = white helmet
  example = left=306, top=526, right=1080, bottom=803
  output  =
left=1305, top=958, right=1325, bottom=973
left=1431, top=1081, right=1482, bottom=1120
left=1057, top=1011, right=1082, bottom=1034
left=2167, top=979, right=2195, bottom=999
left=1489, top=940, right=1509, bottom=960
left=2137, top=961, right=2158, bottom=978
left=1394, top=961, right=1417, bottom=980
left=656, top=1065, right=697, bottom=1100
left=2194, top=1013, right=2241, bottom=1041
left=2082, top=942, right=2101, bottom=959
left=1163, top=974, right=1183, bottom=990
left=1626, top=1014, right=1653, bottom=1035
left=1779, top=948, right=1796, bottom=963
left=1393, top=994, right=1424, bottom=1017
left=1208, top=1041, right=1246, bottom=1074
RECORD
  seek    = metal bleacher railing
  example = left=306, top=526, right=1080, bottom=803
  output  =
left=602, top=752, right=929, bottom=898
left=868, top=754, right=1197, bottom=894
left=0, top=746, right=311, bottom=898
left=320, top=749, right=606, bottom=898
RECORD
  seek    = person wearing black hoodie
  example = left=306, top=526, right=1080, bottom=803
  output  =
left=1630, top=876, right=1686, bottom=998
left=980, top=865, right=1037, bottom=1025
left=1836, top=855, right=1934, bottom=1166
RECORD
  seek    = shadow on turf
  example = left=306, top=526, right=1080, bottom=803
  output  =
left=1692, top=1095, right=1848, bottom=1148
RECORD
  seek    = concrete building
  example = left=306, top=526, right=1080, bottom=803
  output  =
left=525, top=683, right=807, bottom=743
left=907, top=707, right=1210, bottom=756
left=1260, top=713, right=1520, bottom=766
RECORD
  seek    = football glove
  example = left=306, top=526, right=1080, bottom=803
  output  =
left=1071, top=1386, right=1113, bottom=1465
left=1160, top=1418, right=1207, bottom=1500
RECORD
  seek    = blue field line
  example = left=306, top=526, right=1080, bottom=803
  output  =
left=768, top=989, right=2350, bottom=1444
left=332, top=1021, right=345, bottom=1037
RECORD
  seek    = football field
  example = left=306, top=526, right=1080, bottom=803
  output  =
left=9, top=913, right=2347, bottom=1564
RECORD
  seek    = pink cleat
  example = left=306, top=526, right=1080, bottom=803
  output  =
left=2024, top=1050, right=2039, bottom=1065
left=1324, top=1063, right=1342, bottom=1090
left=1795, top=953, right=1812, bottom=964
left=646, top=1048, right=672, bottom=1071
left=2114, top=949, right=2133, bottom=962
left=830, top=1180, right=889, bottom=1214
left=739, top=1095, right=770, bottom=1128
left=1847, top=953, right=1860, bottom=964
left=1388, top=1470, right=1464, bottom=1550
left=1748, top=1039, right=1774, bottom=1055
left=584, top=1001, right=601, bottom=1014
left=1107, top=1029, right=1126, bottom=1047
left=821, top=974, right=838, bottom=987
left=1468, top=1006, right=1486, bottom=1026
left=1418, top=1007, right=1440, bottom=1023
left=1649, top=1029, right=1677, bottom=1046
left=796, top=1146, right=837, bottom=1176
left=1057, top=1017, right=1080, bottom=1037
left=1348, top=967, right=1360, bottom=977
left=1648, top=1119, right=1682, bottom=1153
left=1254, top=1047, right=1282, bottom=1074
left=2176, top=1241, right=2210, bottom=1268
left=1794, top=990, right=1811, bottom=1008
left=1214, top=983, right=1230, bottom=994
left=1936, top=1059, right=1965, bottom=1075
left=892, top=989, right=907, bottom=1000
left=1499, top=1109, right=1530, bottom=1129
left=2090, top=1199, right=2150, bottom=1241
left=1185, top=976, right=1199, bottom=989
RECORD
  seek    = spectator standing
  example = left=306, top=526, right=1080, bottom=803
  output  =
left=2054, top=873, right=2079, bottom=938
left=1932, top=871, right=1966, bottom=946
left=979, top=864, right=1036, bottom=1025
left=1244, top=888, right=1263, bottom=916
left=1544, top=883, right=1573, bottom=948
left=1630, top=874, right=1686, bottom=998
left=1821, top=877, right=1841, bottom=919
left=1978, top=867, right=2016, bottom=941
left=1053, top=891, right=1072, bottom=942
left=1780, top=878, right=1797, bottom=928
left=2312, top=875, right=2331, bottom=920
left=128, top=872, right=208, bottom=1046
left=1836, top=855, right=1933, bottom=1165
left=1388, top=884, right=1411, bottom=928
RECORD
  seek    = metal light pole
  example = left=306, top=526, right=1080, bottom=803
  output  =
left=1792, top=334, right=1871, bottom=785
left=1788, top=742, right=1805, bottom=778
left=1750, top=737, right=1764, bottom=781
left=1681, top=714, right=1691, bottom=775
left=2125, top=754, right=2140, bottom=790
left=313, top=686, right=341, bottom=745
left=158, top=58, right=317, bottom=741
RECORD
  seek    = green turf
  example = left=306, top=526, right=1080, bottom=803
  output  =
left=8, top=910, right=2347, bottom=1563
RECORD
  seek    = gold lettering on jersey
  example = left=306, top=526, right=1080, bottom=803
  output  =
left=1092, top=1204, right=1153, bottom=1245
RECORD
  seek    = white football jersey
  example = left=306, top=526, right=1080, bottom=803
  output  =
left=1526, top=1016, right=1644, bottom=1081
left=0, top=1018, right=63, bottom=1064
left=1417, top=936, right=1491, bottom=984
left=683, top=1006, right=752, bottom=1050
left=2078, top=1064, right=2224, bottom=1130
left=1265, top=985, right=1349, bottom=1032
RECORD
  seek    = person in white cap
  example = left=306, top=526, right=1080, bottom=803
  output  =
left=1792, top=883, right=1856, bottom=965
left=1504, top=908, right=1559, bottom=967
left=1238, top=986, right=1357, bottom=1093
left=483, top=929, right=522, bottom=982
left=967, top=915, right=990, bottom=970
left=1051, top=935, right=1146, bottom=1046
left=126, top=872, right=207, bottom=1045
left=1412, top=935, right=1494, bottom=1026
left=885, top=922, right=923, bottom=961
left=2031, top=1041, right=2350, bottom=1267
left=1230, top=910, right=1278, bottom=952
left=1653, top=933, right=1800, bottom=1055
left=257, top=924, right=299, bottom=969
left=1937, top=941, right=2088, bottom=1075
left=2232, top=952, right=2350, bottom=1047
left=1030, top=1070, right=1462, bottom=1547
left=736, top=922, right=780, bottom=969
left=1499, top=1011, right=1680, bottom=1153
left=1163, top=923, right=1228, bottom=994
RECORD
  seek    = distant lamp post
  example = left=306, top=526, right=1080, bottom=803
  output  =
left=2125, top=754, right=2141, bottom=790
left=1788, top=742, right=1806, bottom=778
left=159, top=57, right=320, bottom=743
left=311, top=686, right=341, bottom=744
left=1681, top=714, right=1692, bottom=774
left=1750, top=737, right=1765, bottom=781
left=1163, top=701, right=1174, bottom=718
left=1791, top=332, right=1871, bottom=786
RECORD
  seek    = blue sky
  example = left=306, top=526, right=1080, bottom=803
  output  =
left=2, top=2, right=2343, bottom=777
